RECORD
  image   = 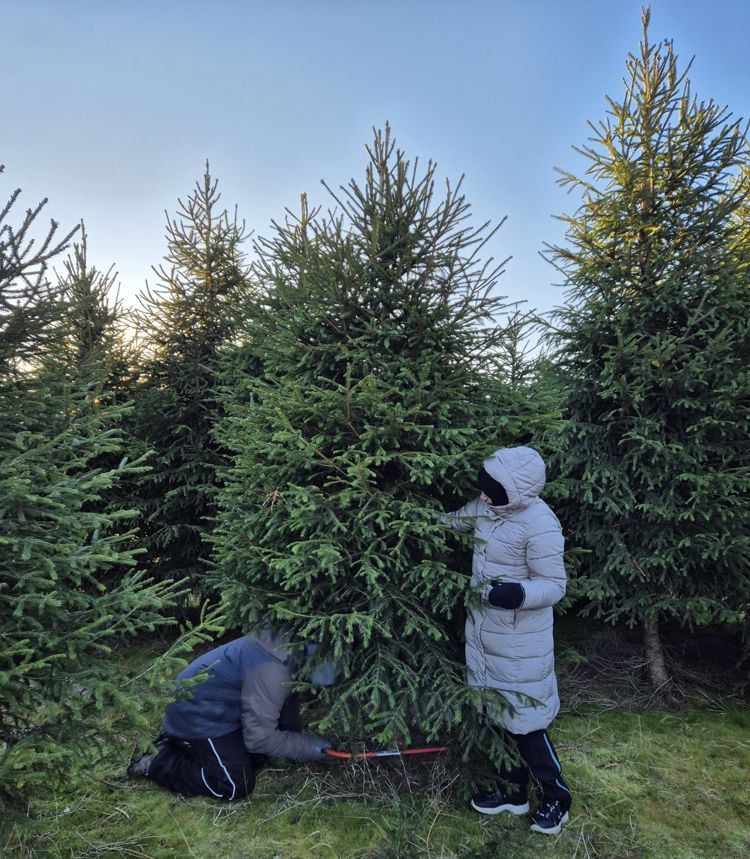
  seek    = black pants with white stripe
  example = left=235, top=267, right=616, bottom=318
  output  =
left=147, top=729, right=258, bottom=801
left=495, top=727, right=572, bottom=809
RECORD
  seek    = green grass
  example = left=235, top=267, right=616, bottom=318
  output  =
left=4, top=706, right=749, bottom=858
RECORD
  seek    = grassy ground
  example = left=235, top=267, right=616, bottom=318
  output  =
left=4, top=626, right=750, bottom=858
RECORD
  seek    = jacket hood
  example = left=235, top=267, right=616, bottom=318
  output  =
left=252, top=625, right=295, bottom=664
left=251, top=627, right=338, bottom=685
left=482, top=446, right=546, bottom=514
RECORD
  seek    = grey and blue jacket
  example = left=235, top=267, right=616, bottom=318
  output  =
left=443, top=446, right=567, bottom=734
left=162, top=630, right=327, bottom=761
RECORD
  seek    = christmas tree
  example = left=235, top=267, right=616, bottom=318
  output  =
left=131, top=164, right=251, bottom=599
left=0, top=168, right=194, bottom=802
left=51, top=225, right=138, bottom=406
left=214, top=127, right=552, bottom=760
left=545, top=10, right=750, bottom=687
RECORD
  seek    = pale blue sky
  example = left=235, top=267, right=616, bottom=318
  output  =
left=3, top=0, right=749, bottom=318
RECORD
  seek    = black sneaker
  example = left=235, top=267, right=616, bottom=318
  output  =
left=529, top=800, right=570, bottom=835
left=127, top=752, right=156, bottom=778
left=470, top=790, right=530, bottom=816
left=151, top=731, right=173, bottom=752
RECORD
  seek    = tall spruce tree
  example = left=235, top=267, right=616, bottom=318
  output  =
left=51, top=226, right=138, bottom=404
left=131, top=164, right=250, bottom=597
left=0, top=167, right=191, bottom=803
left=43, top=229, right=149, bottom=590
left=545, top=10, right=750, bottom=687
left=733, top=167, right=750, bottom=673
left=214, top=127, right=552, bottom=761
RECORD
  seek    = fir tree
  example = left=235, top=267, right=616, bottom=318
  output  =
left=51, top=225, right=138, bottom=405
left=0, top=167, right=194, bottom=803
left=545, top=10, right=750, bottom=688
left=43, top=228, right=149, bottom=590
left=131, top=163, right=250, bottom=597
left=214, top=127, right=552, bottom=763
left=732, top=166, right=750, bottom=673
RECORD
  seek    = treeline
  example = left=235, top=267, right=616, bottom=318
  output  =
left=2, top=11, right=749, bottom=804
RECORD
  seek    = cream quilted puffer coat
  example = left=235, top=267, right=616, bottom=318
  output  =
left=443, top=446, right=567, bottom=733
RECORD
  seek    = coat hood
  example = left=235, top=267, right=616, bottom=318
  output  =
left=251, top=627, right=338, bottom=685
left=252, top=625, right=295, bottom=664
left=482, top=446, right=546, bottom=514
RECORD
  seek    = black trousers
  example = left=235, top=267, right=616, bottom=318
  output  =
left=495, top=727, right=572, bottom=808
left=147, top=729, right=259, bottom=801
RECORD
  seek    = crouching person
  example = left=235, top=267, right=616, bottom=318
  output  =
left=127, top=627, right=336, bottom=800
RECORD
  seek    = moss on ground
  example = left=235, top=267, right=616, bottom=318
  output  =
left=3, top=706, right=749, bottom=858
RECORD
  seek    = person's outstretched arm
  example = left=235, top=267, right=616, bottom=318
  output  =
left=241, top=660, right=329, bottom=761
left=439, top=496, right=484, bottom=533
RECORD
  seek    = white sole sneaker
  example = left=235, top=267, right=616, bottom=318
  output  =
left=530, top=810, right=569, bottom=835
left=470, top=799, right=530, bottom=816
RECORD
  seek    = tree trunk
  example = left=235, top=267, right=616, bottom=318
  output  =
left=642, top=616, right=670, bottom=688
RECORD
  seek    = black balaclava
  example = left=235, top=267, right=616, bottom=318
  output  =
left=478, top=467, right=509, bottom=507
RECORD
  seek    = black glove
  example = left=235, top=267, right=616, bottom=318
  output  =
left=487, top=580, right=525, bottom=609
left=313, top=738, right=333, bottom=760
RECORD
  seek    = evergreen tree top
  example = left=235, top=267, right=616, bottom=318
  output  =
left=547, top=7, right=749, bottom=308
left=1, top=165, right=79, bottom=376
left=251, top=124, right=514, bottom=383
left=137, top=162, right=251, bottom=363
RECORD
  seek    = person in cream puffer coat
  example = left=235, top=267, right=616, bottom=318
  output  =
left=442, top=445, right=572, bottom=834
